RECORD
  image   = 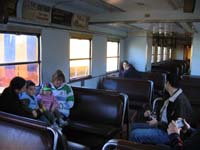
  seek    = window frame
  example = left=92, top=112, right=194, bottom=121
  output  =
left=106, top=40, right=120, bottom=73
left=0, top=31, right=41, bottom=88
left=69, top=34, right=92, bottom=81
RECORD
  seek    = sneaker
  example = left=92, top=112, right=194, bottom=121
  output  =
left=58, top=118, right=68, bottom=127
left=51, top=121, right=62, bottom=131
left=51, top=121, right=59, bottom=128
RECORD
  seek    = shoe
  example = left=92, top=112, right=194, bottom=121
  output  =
left=51, top=121, right=62, bottom=131
left=58, top=118, right=68, bottom=127
left=51, top=121, right=59, bottom=128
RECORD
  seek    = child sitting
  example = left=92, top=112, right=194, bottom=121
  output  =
left=19, top=80, right=53, bottom=125
left=37, top=83, right=68, bottom=127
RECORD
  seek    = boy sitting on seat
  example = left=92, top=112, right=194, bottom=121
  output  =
left=19, top=80, right=53, bottom=125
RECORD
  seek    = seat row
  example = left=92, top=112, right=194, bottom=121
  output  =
left=151, top=59, right=189, bottom=81
left=0, top=73, right=175, bottom=150
left=0, top=111, right=89, bottom=150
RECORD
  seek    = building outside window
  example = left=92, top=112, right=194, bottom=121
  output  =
left=0, top=33, right=40, bottom=92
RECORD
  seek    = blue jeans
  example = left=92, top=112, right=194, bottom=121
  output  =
left=129, top=123, right=170, bottom=144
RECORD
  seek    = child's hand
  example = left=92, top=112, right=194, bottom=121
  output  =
left=32, top=110, right=37, bottom=118
left=41, top=104, right=46, bottom=112
left=144, top=110, right=151, bottom=117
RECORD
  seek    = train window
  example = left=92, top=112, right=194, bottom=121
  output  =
left=157, top=46, right=162, bottom=62
left=0, top=33, right=40, bottom=93
left=106, top=41, right=120, bottom=72
left=151, top=46, right=157, bottom=63
left=169, top=48, right=172, bottom=59
left=69, top=38, right=91, bottom=80
left=163, top=47, right=168, bottom=61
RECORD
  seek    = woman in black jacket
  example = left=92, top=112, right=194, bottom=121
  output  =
left=167, top=120, right=200, bottom=150
left=0, top=76, right=32, bottom=118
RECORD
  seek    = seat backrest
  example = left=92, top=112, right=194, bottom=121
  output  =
left=139, top=72, right=166, bottom=97
left=99, top=77, right=153, bottom=109
left=178, top=76, right=200, bottom=105
left=181, top=75, right=200, bottom=85
left=178, top=76, right=200, bottom=127
left=71, top=87, right=126, bottom=128
left=0, top=111, right=57, bottom=150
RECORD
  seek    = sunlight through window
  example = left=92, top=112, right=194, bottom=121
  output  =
left=106, top=41, right=119, bottom=72
left=0, top=33, right=40, bottom=92
left=70, top=38, right=91, bottom=79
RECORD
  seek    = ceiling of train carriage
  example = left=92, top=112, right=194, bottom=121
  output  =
left=32, top=0, right=200, bottom=34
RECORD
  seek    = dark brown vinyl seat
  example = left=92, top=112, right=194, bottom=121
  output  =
left=62, top=87, right=127, bottom=150
left=178, top=75, right=200, bottom=128
left=98, top=77, right=153, bottom=122
left=0, top=111, right=57, bottom=150
left=138, top=71, right=167, bottom=98
left=0, top=111, right=90, bottom=150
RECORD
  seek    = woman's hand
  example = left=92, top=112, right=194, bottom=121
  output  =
left=182, top=119, right=191, bottom=133
left=167, top=120, right=181, bottom=135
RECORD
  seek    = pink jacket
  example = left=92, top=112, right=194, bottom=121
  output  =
left=37, top=94, right=59, bottom=111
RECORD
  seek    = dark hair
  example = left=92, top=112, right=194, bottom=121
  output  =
left=26, top=80, right=35, bottom=89
left=10, top=76, right=26, bottom=90
left=120, top=60, right=129, bottom=70
left=167, top=74, right=178, bottom=87
left=122, top=60, right=129, bottom=64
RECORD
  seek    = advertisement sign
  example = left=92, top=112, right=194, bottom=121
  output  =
left=22, top=0, right=51, bottom=24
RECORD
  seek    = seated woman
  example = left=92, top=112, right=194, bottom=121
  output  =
left=167, top=119, right=200, bottom=150
left=124, top=64, right=141, bottom=78
left=119, top=60, right=129, bottom=77
left=119, top=60, right=140, bottom=78
left=0, top=76, right=32, bottom=118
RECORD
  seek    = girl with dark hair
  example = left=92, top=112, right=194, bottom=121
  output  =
left=119, top=60, right=141, bottom=78
left=119, top=60, right=129, bottom=77
left=0, top=76, right=32, bottom=117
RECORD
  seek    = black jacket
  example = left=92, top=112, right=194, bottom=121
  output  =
left=119, top=65, right=141, bottom=79
left=0, top=87, right=32, bottom=118
left=157, top=90, right=192, bottom=131
left=169, top=128, right=200, bottom=150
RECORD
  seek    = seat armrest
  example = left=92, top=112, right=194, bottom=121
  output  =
left=67, top=141, right=90, bottom=150
left=102, top=139, right=159, bottom=150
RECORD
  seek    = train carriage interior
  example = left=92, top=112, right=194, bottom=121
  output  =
left=0, top=0, right=200, bottom=149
